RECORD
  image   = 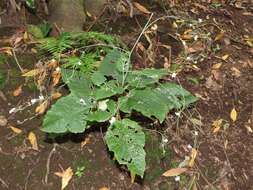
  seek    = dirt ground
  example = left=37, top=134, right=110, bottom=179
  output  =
left=0, top=1, right=253, bottom=190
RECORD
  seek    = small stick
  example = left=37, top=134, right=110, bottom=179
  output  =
left=0, top=177, right=8, bottom=188
left=44, top=144, right=57, bottom=184
left=12, top=49, right=24, bottom=73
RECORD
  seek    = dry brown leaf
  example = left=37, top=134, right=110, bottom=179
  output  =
left=230, top=108, right=237, bottom=122
left=133, top=2, right=151, bottom=14
left=81, top=136, right=91, bottom=148
left=35, top=100, right=49, bottom=114
left=55, top=167, right=73, bottom=190
left=51, top=92, right=62, bottom=100
left=0, top=47, right=13, bottom=56
left=212, top=119, right=223, bottom=133
left=47, top=59, right=59, bottom=69
left=186, top=41, right=203, bottom=53
left=231, top=67, right=241, bottom=77
left=212, top=63, right=222, bottom=70
left=9, top=126, right=22, bottom=134
left=211, top=69, right=221, bottom=81
left=22, top=69, right=42, bottom=77
left=162, top=168, right=187, bottom=177
left=181, top=34, right=192, bottom=40
left=52, top=70, right=61, bottom=86
left=13, top=85, right=22, bottom=97
left=188, top=148, right=197, bottom=167
left=28, top=131, right=39, bottom=151
left=214, top=31, right=225, bottom=41
left=222, top=54, right=229, bottom=60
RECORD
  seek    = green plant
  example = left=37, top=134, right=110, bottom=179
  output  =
left=41, top=41, right=197, bottom=178
left=75, top=166, right=86, bottom=177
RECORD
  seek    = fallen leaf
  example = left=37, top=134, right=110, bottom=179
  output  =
left=52, top=70, right=61, bottom=86
left=133, top=2, right=151, bottom=14
left=222, top=54, right=229, bottom=60
left=212, top=63, right=222, bottom=70
left=28, top=132, right=39, bottom=151
left=230, top=108, right=237, bottom=122
left=212, top=119, right=223, bottom=133
left=13, top=85, right=22, bottom=97
left=211, top=69, right=221, bottom=81
left=0, top=47, right=13, bottom=56
left=9, top=126, right=22, bottom=134
left=131, top=171, right=136, bottom=183
left=22, top=69, right=42, bottom=77
left=231, top=67, right=241, bottom=77
left=188, top=148, right=197, bottom=167
left=214, top=31, right=225, bottom=41
left=47, top=59, right=59, bottom=69
left=81, top=136, right=91, bottom=148
left=162, top=168, right=187, bottom=177
left=35, top=100, right=49, bottom=114
left=99, top=187, right=109, bottom=190
left=51, top=92, right=62, bottom=100
left=55, top=167, right=73, bottom=190
left=245, top=121, right=253, bottom=133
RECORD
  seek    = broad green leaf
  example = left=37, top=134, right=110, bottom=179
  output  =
left=94, top=80, right=124, bottom=100
left=61, top=69, right=92, bottom=97
left=126, top=68, right=168, bottom=88
left=105, top=119, right=146, bottom=177
left=91, top=71, right=106, bottom=86
left=86, top=100, right=117, bottom=122
left=25, top=0, right=36, bottom=9
left=42, top=94, right=92, bottom=133
left=119, top=89, right=169, bottom=122
left=98, top=49, right=130, bottom=78
left=155, top=83, right=198, bottom=109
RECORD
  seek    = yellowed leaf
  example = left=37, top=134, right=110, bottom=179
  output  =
left=181, top=34, right=192, bottom=40
left=212, top=119, right=223, bottom=133
left=188, top=148, right=197, bottom=167
left=28, top=132, right=39, bottom=151
left=131, top=171, right=136, bottom=183
left=230, top=108, right=237, bottom=122
left=51, top=92, right=62, bottom=100
left=222, top=54, right=229, bottom=60
left=231, top=67, right=241, bottom=77
left=99, top=187, right=109, bottom=190
left=212, top=63, right=222, bottom=70
left=133, top=2, right=151, bottom=14
left=35, top=100, right=49, bottom=114
left=80, top=136, right=91, bottom=148
left=23, top=31, right=29, bottom=41
left=22, top=69, right=42, bottom=77
left=9, top=126, right=22, bottom=134
left=214, top=31, right=225, bottom=41
left=0, top=47, right=13, bottom=56
left=52, top=70, right=61, bottom=86
left=13, top=85, right=22, bottom=97
left=55, top=167, right=73, bottom=190
left=162, top=168, right=187, bottom=177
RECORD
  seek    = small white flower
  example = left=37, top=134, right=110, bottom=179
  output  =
left=9, top=108, right=16, bottom=114
left=189, top=23, right=193, bottom=27
left=98, top=99, right=109, bottom=111
left=39, top=95, right=44, bottom=100
left=187, top=144, right=193, bottom=149
left=31, top=99, right=38, bottom=105
left=56, top=67, right=61, bottom=72
left=175, top=176, right=180, bottom=182
left=109, top=117, right=116, bottom=124
left=171, top=73, right=177, bottom=78
left=79, top=98, right=86, bottom=106
left=175, top=112, right=181, bottom=117
left=194, top=35, right=198, bottom=41
left=51, top=59, right=56, bottom=62
left=162, top=138, right=168, bottom=143
left=186, top=56, right=191, bottom=61
left=194, top=131, right=199, bottom=136
left=198, top=18, right=203, bottom=23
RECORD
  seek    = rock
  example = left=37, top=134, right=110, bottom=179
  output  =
left=85, top=0, right=106, bottom=17
left=48, top=0, right=86, bottom=32
left=0, top=115, right=7, bottom=126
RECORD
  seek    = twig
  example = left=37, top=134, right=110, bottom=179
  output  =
left=0, top=177, right=8, bottom=189
left=12, top=48, right=24, bottom=73
left=125, top=0, right=133, bottom=18
left=41, top=0, right=49, bottom=15
left=44, top=144, right=57, bottom=184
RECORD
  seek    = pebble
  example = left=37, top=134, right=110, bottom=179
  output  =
left=0, top=115, right=8, bottom=126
